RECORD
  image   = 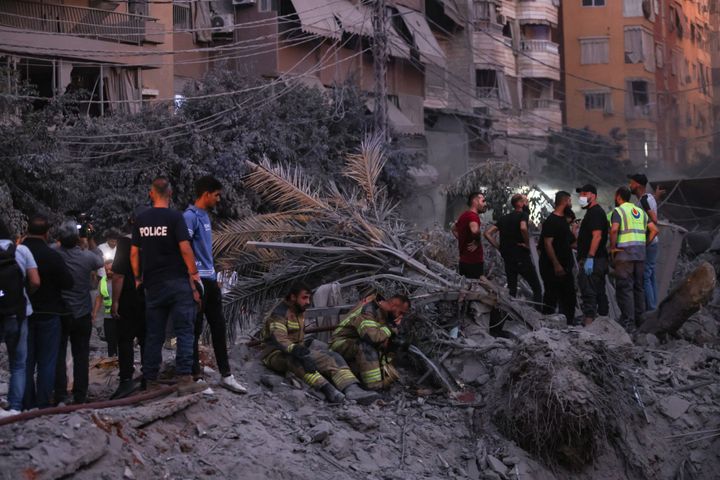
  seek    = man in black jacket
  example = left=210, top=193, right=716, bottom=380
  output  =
left=22, top=214, right=74, bottom=409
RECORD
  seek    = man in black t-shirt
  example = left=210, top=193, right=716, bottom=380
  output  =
left=575, top=184, right=609, bottom=326
left=109, top=207, right=148, bottom=399
left=484, top=194, right=542, bottom=309
left=538, top=191, right=576, bottom=322
left=131, top=177, right=204, bottom=395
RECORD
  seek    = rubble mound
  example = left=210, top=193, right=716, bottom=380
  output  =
left=493, top=329, right=637, bottom=470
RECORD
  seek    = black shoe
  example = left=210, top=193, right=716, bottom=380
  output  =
left=111, top=379, right=139, bottom=400
left=343, top=383, right=380, bottom=405
left=320, top=384, right=345, bottom=403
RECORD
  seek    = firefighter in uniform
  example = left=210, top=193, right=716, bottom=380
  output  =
left=261, top=284, right=379, bottom=404
left=330, top=294, right=411, bottom=390
left=609, top=186, right=659, bottom=330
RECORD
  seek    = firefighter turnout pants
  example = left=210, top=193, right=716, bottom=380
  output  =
left=262, top=348, right=357, bottom=391
left=332, top=339, right=392, bottom=390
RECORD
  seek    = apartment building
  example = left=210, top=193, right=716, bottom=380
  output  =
left=420, top=0, right=561, bottom=224
left=0, top=0, right=224, bottom=113
left=562, top=0, right=714, bottom=170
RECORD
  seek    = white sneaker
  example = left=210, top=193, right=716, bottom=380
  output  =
left=0, top=409, right=20, bottom=419
left=195, top=379, right=215, bottom=396
left=220, top=374, right=248, bottom=394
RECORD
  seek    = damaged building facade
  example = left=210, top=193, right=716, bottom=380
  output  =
left=0, top=0, right=563, bottom=228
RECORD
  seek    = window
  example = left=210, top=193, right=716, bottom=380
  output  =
left=631, top=81, right=648, bottom=106
left=655, top=43, right=664, bottom=68
left=584, top=92, right=611, bottom=113
left=582, top=0, right=605, bottom=6
left=258, top=0, right=274, bottom=13
left=580, top=37, right=609, bottom=64
left=624, top=27, right=655, bottom=72
left=623, top=0, right=643, bottom=17
left=475, top=69, right=511, bottom=107
left=625, top=79, right=653, bottom=119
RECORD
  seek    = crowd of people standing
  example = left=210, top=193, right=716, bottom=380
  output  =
left=0, top=175, right=247, bottom=418
left=454, top=173, right=662, bottom=331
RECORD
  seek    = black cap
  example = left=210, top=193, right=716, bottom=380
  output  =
left=575, top=184, right=597, bottom=195
left=627, top=173, right=648, bottom=186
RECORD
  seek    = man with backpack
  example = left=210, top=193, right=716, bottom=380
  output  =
left=0, top=219, right=40, bottom=417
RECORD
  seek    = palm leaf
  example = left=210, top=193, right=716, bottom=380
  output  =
left=343, top=134, right=387, bottom=206
left=244, top=158, right=332, bottom=212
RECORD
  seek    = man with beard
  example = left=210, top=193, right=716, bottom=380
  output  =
left=628, top=173, right=660, bottom=311
left=484, top=194, right=542, bottom=308
left=262, top=284, right=378, bottom=404
left=330, top=294, right=410, bottom=391
left=575, top=184, right=609, bottom=326
left=452, top=192, right=487, bottom=279
left=538, top=191, right=577, bottom=322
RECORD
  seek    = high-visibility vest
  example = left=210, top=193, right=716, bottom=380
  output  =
left=613, top=202, right=648, bottom=248
left=99, top=276, right=112, bottom=315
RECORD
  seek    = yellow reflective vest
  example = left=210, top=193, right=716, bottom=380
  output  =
left=613, top=202, right=648, bottom=248
left=99, top=276, right=112, bottom=315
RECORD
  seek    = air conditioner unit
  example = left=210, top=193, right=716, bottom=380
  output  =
left=496, top=13, right=506, bottom=25
left=211, top=14, right=235, bottom=33
left=233, top=0, right=256, bottom=5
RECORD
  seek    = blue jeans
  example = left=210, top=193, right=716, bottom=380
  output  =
left=0, top=314, right=28, bottom=411
left=644, top=242, right=659, bottom=311
left=143, top=278, right=196, bottom=381
left=24, top=314, right=60, bottom=409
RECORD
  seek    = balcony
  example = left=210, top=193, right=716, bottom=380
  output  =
left=515, top=98, right=562, bottom=135
left=473, top=32, right=515, bottom=75
left=516, top=0, right=558, bottom=27
left=518, top=40, right=560, bottom=80
left=0, top=1, right=163, bottom=45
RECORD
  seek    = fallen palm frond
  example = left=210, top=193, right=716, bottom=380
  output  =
left=216, top=134, right=541, bottom=328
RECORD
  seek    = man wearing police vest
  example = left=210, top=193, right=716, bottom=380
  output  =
left=609, top=186, right=659, bottom=331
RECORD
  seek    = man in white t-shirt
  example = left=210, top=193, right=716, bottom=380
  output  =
left=628, top=173, right=660, bottom=311
left=0, top=219, right=40, bottom=417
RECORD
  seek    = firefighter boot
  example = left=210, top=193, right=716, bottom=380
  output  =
left=320, top=383, right=346, bottom=403
left=343, top=383, right=380, bottom=406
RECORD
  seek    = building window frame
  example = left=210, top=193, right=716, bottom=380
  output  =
left=582, top=0, right=605, bottom=7
left=583, top=90, right=612, bottom=113
left=579, top=36, right=610, bottom=65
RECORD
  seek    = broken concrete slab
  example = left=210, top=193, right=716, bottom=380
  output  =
left=659, top=395, right=691, bottom=420
left=486, top=454, right=508, bottom=476
left=306, top=421, right=333, bottom=443
left=581, top=316, right=633, bottom=347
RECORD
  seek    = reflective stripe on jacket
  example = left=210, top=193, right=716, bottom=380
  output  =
left=99, top=276, right=112, bottom=315
left=613, top=202, right=648, bottom=248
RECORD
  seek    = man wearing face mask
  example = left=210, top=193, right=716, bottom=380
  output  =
left=484, top=194, right=542, bottom=309
left=575, top=184, right=610, bottom=326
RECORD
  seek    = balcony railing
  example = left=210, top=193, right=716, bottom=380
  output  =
left=0, top=0, right=159, bottom=45
left=520, top=40, right=559, bottom=54
left=524, top=98, right=561, bottom=109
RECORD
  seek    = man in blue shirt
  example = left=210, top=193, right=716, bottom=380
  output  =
left=184, top=176, right=247, bottom=394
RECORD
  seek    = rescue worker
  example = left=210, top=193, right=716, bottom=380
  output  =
left=609, top=186, right=659, bottom=331
left=92, top=259, right=117, bottom=357
left=261, top=284, right=379, bottom=405
left=330, top=294, right=411, bottom=390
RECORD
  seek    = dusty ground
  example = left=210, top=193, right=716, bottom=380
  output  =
left=1, top=291, right=719, bottom=480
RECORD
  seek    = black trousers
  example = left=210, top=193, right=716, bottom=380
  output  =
left=540, top=264, right=576, bottom=322
left=117, top=304, right=146, bottom=382
left=503, top=252, right=542, bottom=310
left=103, top=317, right=118, bottom=357
left=193, top=278, right=231, bottom=377
left=55, top=314, right=92, bottom=403
left=459, top=262, right=484, bottom=279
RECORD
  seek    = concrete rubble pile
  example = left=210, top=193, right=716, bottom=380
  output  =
left=2, top=144, right=719, bottom=478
